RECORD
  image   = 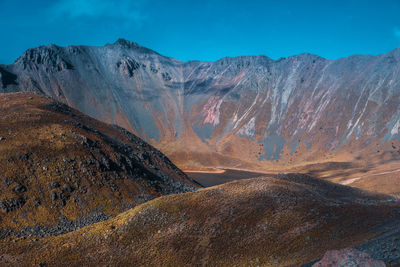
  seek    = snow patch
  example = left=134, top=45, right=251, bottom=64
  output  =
left=202, top=96, right=223, bottom=126
left=238, top=117, right=255, bottom=138
left=391, top=119, right=400, bottom=135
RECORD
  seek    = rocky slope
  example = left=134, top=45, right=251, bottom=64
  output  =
left=0, top=93, right=199, bottom=238
left=0, top=174, right=398, bottom=266
left=1, top=39, right=399, bottom=175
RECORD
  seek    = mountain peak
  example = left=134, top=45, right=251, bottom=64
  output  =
left=108, top=38, right=159, bottom=55
left=113, top=38, right=141, bottom=48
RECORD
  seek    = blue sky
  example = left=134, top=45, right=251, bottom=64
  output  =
left=0, top=0, right=400, bottom=63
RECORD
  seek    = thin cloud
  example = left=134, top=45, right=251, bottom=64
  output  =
left=49, top=0, right=147, bottom=26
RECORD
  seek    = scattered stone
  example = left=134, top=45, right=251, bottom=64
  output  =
left=51, top=182, right=60, bottom=188
left=51, top=192, right=58, bottom=201
left=0, top=198, right=26, bottom=213
left=63, top=184, right=74, bottom=193
left=34, top=198, right=41, bottom=207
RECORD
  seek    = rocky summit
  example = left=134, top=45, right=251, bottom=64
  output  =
left=1, top=39, right=399, bottom=174
left=0, top=93, right=200, bottom=238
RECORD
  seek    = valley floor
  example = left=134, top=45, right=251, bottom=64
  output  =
left=186, top=169, right=270, bottom=187
left=185, top=160, right=400, bottom=197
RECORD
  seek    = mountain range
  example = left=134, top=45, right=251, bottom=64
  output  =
left=1, top=39, right=399, bottom=174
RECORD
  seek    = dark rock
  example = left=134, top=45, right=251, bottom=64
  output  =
left=34, top=198, right=42, bottom=207
left=62, top=184, right=74, bottom=193
left=0, top=67, right=18, bottom=88
left=59, top=191, right=70, bottom=206
left=0, top=198, right=26, bottom=213
left=161, top=72, right=172, bottom=81
left=51, top=191, right=58, bottom=201
left=116, top=57, right=140, bottom=77
left=14, top=184, right=27, bottom=193
left=0, top=211, right=113, bottom=239
left=51, top=182, right=60, bottom=188
left=150, top=65, right=158, bottom=73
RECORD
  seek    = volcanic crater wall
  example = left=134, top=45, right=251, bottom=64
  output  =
left=1, top=39, right=400, bottom=168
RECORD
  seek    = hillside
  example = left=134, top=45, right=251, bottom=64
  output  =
left=0, top=93, right=200, bottom=238
left=1, top=174, right=399, bottom=266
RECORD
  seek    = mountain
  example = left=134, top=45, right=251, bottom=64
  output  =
left=1, top=174, right=399, bottom=266
left=1, top=39, right=399, bottom=174
left=0, top=93, right=200, bottom=238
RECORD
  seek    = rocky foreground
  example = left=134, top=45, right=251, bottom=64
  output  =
left=1, top=173, right=399, bottom=266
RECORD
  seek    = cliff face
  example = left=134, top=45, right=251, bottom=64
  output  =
left=1, top=39, right=400, bottom=169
